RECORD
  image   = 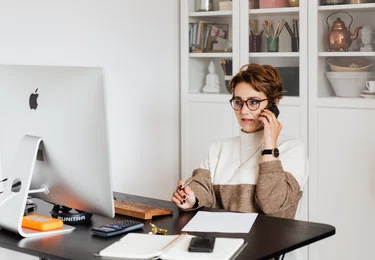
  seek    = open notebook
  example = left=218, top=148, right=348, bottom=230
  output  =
left=96, top=233, right=246, bottom=260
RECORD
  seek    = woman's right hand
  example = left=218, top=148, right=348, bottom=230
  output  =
left=171, top=180, right=196, bottom=209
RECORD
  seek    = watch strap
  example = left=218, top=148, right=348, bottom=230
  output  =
left=193, top=197, right=199, bottom=208
left=261, top=149, right=273, bottom=155
left=261, top=148, right=279, bottom=158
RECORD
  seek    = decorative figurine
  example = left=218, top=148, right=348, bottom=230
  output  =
left=360, top=26, right=374, bottom=52
left=202, top=61, right=220, bottom=93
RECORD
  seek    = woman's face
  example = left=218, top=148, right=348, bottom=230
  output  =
left=233, top=82, right=268, bottom=133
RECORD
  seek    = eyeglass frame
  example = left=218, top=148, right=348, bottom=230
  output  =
left=229, top=97, right=268, bottom=111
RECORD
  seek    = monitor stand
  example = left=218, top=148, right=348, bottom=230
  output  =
left=0, top=135, right=75, bottom=238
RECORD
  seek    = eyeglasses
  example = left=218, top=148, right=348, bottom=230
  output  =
left=229, top=97, right=267, bottom=111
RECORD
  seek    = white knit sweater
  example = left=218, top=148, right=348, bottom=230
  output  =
left=199, top=130, right=308, bottom=190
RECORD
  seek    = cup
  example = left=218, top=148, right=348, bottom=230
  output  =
left=267, top=37, right=279, bottom=52
left=366, top=81, right=375, bottom=92
left=291, top=37, right=299, bottom=52
left=249, top=34, right=262, bottom=52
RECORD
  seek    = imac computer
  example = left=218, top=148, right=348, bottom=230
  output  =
left=0, top=64, right=114, bottom=237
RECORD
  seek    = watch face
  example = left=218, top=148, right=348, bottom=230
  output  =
left=273, top=148, right=280, bottom=158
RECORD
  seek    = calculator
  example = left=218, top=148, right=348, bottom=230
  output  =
left=91, top=219, right=144, bottom=237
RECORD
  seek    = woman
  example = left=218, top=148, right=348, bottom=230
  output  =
left=172, top=63, right=307, bottom=219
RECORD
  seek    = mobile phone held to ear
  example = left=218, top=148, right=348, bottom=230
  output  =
left=267, top=102, right=280, bottom=118
left=188, top=236, right=216, bottom=253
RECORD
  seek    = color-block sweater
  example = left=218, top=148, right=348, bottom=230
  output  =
left=188, top=130, right=308, bottom=219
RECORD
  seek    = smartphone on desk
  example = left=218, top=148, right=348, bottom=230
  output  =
left=267, top=102, right=279, bottom=118
left=188, top=236, right=215, bottom=253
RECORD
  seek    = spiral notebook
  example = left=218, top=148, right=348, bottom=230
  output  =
left=95, top=233, right=246, bottom=260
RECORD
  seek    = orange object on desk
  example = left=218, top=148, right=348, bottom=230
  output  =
left=22, top=214, right=63, bottom=231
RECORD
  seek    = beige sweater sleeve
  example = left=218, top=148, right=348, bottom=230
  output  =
left=185, top=168, right=216, bottom=210
left=255, top=160, right=302, bottom=219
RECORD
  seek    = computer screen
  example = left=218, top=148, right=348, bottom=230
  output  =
left=0, top=64, right=114, bottom=219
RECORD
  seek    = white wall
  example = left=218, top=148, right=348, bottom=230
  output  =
left=0, top=1, right=179, bottom=259
left=0, top=0, right=180, bottom=198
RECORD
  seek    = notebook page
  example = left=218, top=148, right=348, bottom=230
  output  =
left=181, top=211, right=258, bottom=233
left=98, top=233, right=179, bottom=259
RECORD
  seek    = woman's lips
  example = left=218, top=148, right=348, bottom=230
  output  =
left=241, top=118, right=253, bottom=123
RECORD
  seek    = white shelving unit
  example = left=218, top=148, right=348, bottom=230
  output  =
left=309, top=2, right=375, bottom=260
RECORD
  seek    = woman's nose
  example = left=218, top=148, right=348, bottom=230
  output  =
left=240, top=104, right=250, bottom=114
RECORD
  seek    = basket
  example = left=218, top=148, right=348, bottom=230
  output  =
left=327, top=58, right=374, bottom=72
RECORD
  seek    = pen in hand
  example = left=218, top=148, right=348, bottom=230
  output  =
left=179, top=177, right=194, bottom=190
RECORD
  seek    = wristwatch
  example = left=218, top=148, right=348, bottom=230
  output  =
left=261, top=148, right=280, bottom=158
left=193, top=198, right=199, bottom=208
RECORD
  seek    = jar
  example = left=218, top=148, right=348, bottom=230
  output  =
left=288, top=0, right=299, bottom=7
left=195, top=0, right=212, bottom=11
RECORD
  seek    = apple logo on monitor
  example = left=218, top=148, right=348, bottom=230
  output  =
left=29, top=88, right=39, bottom=110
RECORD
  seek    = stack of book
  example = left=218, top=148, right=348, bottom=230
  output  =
left=219, top=1, right=232, bottom=10
left=189, top=21, right=229, bottom=53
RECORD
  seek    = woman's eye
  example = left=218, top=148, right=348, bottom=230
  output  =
left=234, top=100, right=242, bottom=105
left=248, top=100, right=259, bottom=105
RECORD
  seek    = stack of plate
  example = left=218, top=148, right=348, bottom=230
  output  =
left=360, top=90, right=375, bottom=99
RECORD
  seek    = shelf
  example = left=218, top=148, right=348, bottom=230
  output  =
left=249, top=52, right=299, bottom=58
left=189, top=10, right=232, bottom=17
left=318, top=3, right=375, bottom=12
left=189, top=53, right=233, bottom=58
left=316, top=97, right=375, bottom=109
left=187, top=93, right=301, bottom=106
left=249, top=7, right=299, bottom=15
left=319, top=52, right=375, bottom=57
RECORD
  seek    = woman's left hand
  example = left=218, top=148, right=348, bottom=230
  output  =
left=258, top=109, right=282, bottom=149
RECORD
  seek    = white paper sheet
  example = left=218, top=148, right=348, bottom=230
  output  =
left=181, top=211, right=258, bottom=233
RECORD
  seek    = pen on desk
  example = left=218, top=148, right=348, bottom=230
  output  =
left=179, top=177, right=194, bottom=190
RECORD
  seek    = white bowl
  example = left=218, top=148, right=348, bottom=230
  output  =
left=325, top=72, right=375, bottom=97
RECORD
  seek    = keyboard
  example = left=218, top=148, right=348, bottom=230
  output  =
left=91, top=219, right=144, bottom=237
left=114, top=199, right=173, bottom=220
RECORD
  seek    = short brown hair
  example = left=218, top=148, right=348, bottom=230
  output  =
left=229, top=63, right=283, bottom=102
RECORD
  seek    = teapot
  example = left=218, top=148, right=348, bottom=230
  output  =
left=326, top=11, right=362, bottom=52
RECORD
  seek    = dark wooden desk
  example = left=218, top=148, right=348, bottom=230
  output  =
left=0, top=192, right=335, bottom=260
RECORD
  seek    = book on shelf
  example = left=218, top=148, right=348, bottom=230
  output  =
left=189, top=20, right=229, bottom=52
left=96, top=232, right=246, bottom=260
left=220, top=59, right=233, bottom=75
